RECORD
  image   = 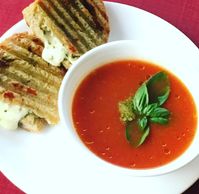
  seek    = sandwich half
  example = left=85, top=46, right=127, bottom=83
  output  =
left=23, top=0, right=110, bottom=68
left=0, top=33, right=65, bottom=132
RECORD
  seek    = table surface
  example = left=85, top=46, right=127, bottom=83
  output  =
left=0, top=0, right=198, bottom=193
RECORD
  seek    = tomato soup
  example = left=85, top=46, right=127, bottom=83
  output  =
left=72, top=60, right=197, bottom=169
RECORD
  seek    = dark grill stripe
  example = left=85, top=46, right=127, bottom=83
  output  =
left=1, top=45, right=62, bottom=84
left=0, top=69, right=58, bottom=96
left=77, top=0, right=109, bottom=36
left=59, top=0, right=103, bottom=37
left=83, top=0, right=110, bottom=39
left=57, top=0, right=104, bottom=45
left=42, top=0, right=89, bottom=52
left=90, top=0, right=108, bottom=20
left=70, top=0, right=101, bottom=32
left=79, top=0, right=103, bottom=32
left=0, top=48, right=60, bottom=97
left=48, top=0, right=97, bottom=50
left=38, top=1, right=85, bottom=53
left=7, top=34, right=65, bottom=76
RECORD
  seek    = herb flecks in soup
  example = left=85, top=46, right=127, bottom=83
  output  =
left=119, top=72, right=171, bottom=147
left=72, top=60, right=197, bottom=169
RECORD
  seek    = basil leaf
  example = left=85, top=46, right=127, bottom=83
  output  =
left=125, top=121, right=132, bottom=142
left=142, top=103, right=158, bottom=116
left=138, top=116, right=148, bottom=131
left=157, top=89, right=170, bottom=106
left=147, top=72, right=170, bottom=106
left=149, top=107, right=170, bottom=118
left=121, top=72, right=171, bottom=147
left=125, top=120, right=150, bottom=147
left=137, top=126, right=150, bottom=147
left=150, top=117, right=169, bottom=124
left=133, top=83, right=149, bottom=113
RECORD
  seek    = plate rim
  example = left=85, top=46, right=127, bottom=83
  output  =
left=0, top=1, right=198, bottom=194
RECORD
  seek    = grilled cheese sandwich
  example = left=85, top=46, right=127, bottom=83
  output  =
left=0, top=33, right=65, bottom=131
left=23, top=0, right=110, bottom=68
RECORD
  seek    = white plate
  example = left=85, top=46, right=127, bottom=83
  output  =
left=0, top=2, right=198, bottom=194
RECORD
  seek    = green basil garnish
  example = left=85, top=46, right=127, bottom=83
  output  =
left=137, top=126, right=150, bottom=147
left=138, top=116, right=148, bottom=131
left=150, top=117, right=169, bottom=125
left=147, top=72, right=170, bottom=105
left=119, top=71, right=171, bottom=147
left=125, top=121, right=150, bottom=147
left=133, top=83, right=149, bottom=114
left=149, top=107, right=170, bottom=118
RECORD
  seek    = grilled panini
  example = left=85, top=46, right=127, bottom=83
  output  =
left=23, top=0, right=110, bottom=68
left=0, top=33, right=65, bottom=132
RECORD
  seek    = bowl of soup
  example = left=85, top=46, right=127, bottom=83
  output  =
left=58, top=40, right=199, bottom=176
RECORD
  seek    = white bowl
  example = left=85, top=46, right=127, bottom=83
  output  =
left=58, top=40, right=199, bottom=176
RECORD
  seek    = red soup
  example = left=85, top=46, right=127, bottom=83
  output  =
left=72, top=60, right=197, bottom=169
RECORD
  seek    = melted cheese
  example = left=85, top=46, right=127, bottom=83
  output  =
left=41, top=29, right=79, bottom=66
left=0, top=101, right=29, bottom=130
left=42, top=32, right=67, bottom=66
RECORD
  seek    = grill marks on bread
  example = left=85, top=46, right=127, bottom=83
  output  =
left=23, top=0, right=110, bottom=59
left=0, top=33, right=64, bottom=125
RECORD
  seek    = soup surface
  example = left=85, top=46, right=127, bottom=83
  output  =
left=72, top=60, right=197, bottom=169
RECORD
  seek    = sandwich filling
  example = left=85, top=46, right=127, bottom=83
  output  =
left=0, top=101, right=29, bottom=130
left=42, top=30, right=67, bottom=66
left=41, top=29, right=78, bottom=66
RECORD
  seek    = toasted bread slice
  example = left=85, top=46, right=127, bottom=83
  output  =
left=23, top=0, right=110, bottom=67
left=0, top=33, right=65, bottom=131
